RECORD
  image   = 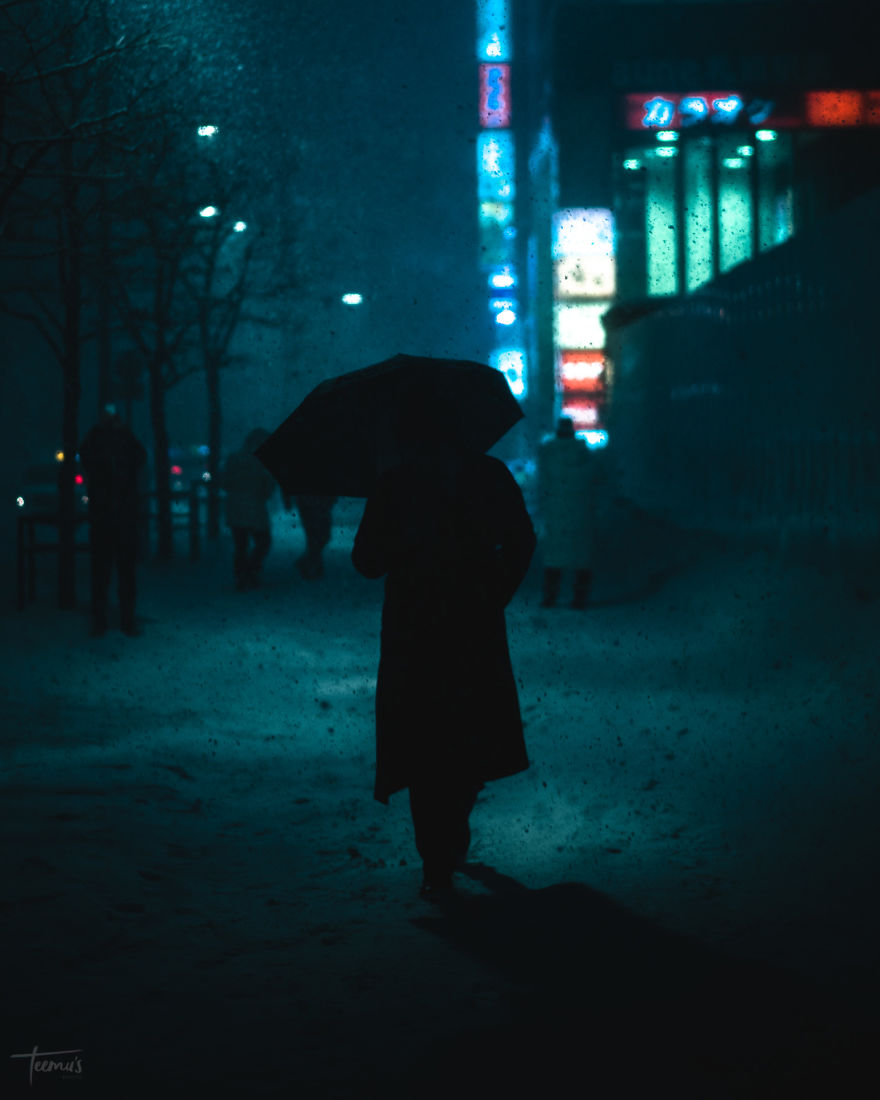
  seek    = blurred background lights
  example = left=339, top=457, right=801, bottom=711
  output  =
left=233, top=221, right=247, bottom=232
left=623, top=158, right=642, bottom=170
left=199, top=206, right=218, bottom=218
left=656, top=130, right=678, bottom=142
left=54, top=450, right=64, bottom=462
left=755, top=129, right=778, bottom=142
left=491, top=348, right=527, bottom=399
left=341, top=293, right=363, bottom=305
left=197, top=125, right=218, bottom=137
left=490, top=267, right=516, bottom=288
left=581, top=429, right=609, bottom=449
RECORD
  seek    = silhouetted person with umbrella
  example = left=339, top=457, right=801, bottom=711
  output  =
left=352, top=414, right=536, bottom=900
left=79, top=404, right=147, bottom=636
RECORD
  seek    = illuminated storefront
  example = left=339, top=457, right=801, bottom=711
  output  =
left=506, top=0, right=880, bottom=444
left=616, top=88, right=880, bottom=297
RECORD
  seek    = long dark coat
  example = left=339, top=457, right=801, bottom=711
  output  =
left=78, top=417, right=147, bottom=525
left=352, top=451, right=536, bottom=803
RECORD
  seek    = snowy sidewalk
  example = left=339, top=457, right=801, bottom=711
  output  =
left=2, top=506, right=879, bottom=1096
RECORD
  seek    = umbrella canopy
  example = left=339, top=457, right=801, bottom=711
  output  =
left=255, top=353, right=524, bottom=497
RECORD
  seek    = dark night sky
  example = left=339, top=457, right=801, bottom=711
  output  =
left=162, top=0, right=489, bottom=450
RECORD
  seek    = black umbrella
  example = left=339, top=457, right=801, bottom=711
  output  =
left=255, top=353, right=524, bottom=497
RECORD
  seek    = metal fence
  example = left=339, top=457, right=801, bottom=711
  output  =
left=604, top=185, right=880, bottom=549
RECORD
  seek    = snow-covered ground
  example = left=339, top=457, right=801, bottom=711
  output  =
left=2, top=499, right=878, bottom=1097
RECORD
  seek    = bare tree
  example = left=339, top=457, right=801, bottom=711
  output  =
left=179, top=144, right=300, bottom=539
left=0, top=0, right=184, bottom=606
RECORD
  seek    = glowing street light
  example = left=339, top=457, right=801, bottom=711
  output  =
left=199, top=206, right=218, bottom=219
left=341, top=293, right=363, bottom=305
left=233, top=221, right=247, bottom=233
left=197, top=125, right=219, bottom=137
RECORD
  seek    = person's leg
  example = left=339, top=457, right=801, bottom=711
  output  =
left=572, top=568, right=592, bottom=609
left=299, top=517, right=322, bottom=579
left=409, top=779, right=482, bottom=894
left=249, top=528, right=271, bottom=585
left=89, top=522, right=112, bottom=634
left=116, top=523, right=139, bottom=634
left=541, top=566, right=562, bottom=608
left=231, top=527, right=249, bottom=589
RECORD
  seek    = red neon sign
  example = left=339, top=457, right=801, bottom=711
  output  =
left=624, top=89, right=880, bottom=131
left=479, top=63, right=511, bottom=128
left=557, top=350, right=606, bottom=394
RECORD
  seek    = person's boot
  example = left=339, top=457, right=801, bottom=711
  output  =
left=120, top=607, right=140, bottom=637
left=419, top=864, right=456, bottom=902
left=541, top=567, right=562, bottom=608
left=571, top=568, right=592, bottom=610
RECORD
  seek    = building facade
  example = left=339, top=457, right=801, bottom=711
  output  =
left=502, top=0, right=880, bottom=455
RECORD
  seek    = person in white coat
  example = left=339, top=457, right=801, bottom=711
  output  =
left=221, top=428, right=277, bottom=589
left=537, top=416, right=600, bottom=609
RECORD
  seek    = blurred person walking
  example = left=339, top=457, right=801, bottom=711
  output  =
left=79, top=404, right=147, bottom=636
left=352, top=418, right=536, bottom=900
left=221, top=428, right=277, bottom=590
left=537, top=416, right=600, bottom=609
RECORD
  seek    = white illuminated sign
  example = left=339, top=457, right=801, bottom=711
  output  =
left=476, top=0, right=511, bottom=61
left=552, top=209, right=616, bottom=299
left=554, top=303, right=608, bottom=350
left=552, top=208, right=614, bottom=260
left=555, top=257, right=616, bottom=299
left=478, top=132, right=516, bottom=201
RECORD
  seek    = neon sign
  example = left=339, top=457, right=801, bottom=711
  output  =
left=476, top=0, right=511, bottom=61
left=477, top=131, right=516, bottom=200
left=626, top=92, right=774, bottom=130
left=480, top=64, right=511, bottom=128
left=626, top=89, right=880, bottom=131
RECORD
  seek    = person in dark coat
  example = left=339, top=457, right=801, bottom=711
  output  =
left=78, top=404, right=147, bottom=636
left=352, top=439, right=536, bottom=899
left=221, top=428, right=277, bottom=590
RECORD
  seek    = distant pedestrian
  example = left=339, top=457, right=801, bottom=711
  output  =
left=537, top=416, right=600, bottom=609
left=290, top=494, right=337, bottom=579
left=221, top=428, right=277, bottom=590
left=352, top=430, right=536, bottom=901
left=79, top=404, right=147, bottom=636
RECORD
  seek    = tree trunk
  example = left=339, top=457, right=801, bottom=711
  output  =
left=206, top=351, right=222, bottom=539
left=57, top=137, right=82, bottom=610
left=149, top=353, right=174, bottom=559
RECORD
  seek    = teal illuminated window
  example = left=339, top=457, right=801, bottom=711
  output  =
left=645, top=150, right=677, bottom=296
left=683, top=139, right=713, bottom=291
left=717, top=137, right=752, bottom=273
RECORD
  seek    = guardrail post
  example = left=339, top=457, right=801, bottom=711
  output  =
left=189, top=481, right=200, bottom=562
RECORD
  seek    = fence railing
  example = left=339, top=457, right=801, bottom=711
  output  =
left=16, top=481, right=210, bottom=610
